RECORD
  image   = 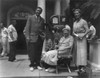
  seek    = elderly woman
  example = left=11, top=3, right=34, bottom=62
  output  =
left=73, top=9, right=89, bottom=71
left=41, top=25, right=74, bottom=72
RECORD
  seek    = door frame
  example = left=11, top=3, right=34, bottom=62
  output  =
left=7, top=4, right=34, bottom=26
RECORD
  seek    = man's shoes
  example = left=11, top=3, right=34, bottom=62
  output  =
left=45, top=68, right=50, bottom=72
left=45, top=68, right=56, bottom=73
left=48, top=68, right=56, bottom=73
left=37, top=66, right=43, bottom=70
left=30, top=67, right=34, bottom=72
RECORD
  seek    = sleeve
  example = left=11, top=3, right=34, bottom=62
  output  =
left=8, top=26, right=12, bottom=32
left=39, top=19, right=46, bottom=39
left=83, top=20, right=89, bottom=36
left=42, top=19, right=45, bottom=31
left=73, top=22, right=78, bottom=37
left=92, top=26, right=96, bottom=36
left=8, top=26, right=15, bottom=40
left=59, top=36, right=74, bottom=51
left=39, top=19, right=45, bottom=33
left=23, top=16, right=31, bottom=39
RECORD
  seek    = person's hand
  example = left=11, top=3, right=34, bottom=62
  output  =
left=77, top=36, right=83, bottom=40
left=73, top=33, right=78, bottom=37
left=77, top=34, right=85, bottom=40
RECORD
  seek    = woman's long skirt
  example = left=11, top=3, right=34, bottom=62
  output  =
left=75, top=37, right=87, bottom=66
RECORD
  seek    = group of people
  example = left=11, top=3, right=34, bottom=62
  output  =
left=24, top=7, right=96, bottom=72
left=0, top=7, right=96, bottom=73
left=0, top=20, right=18, bottom=62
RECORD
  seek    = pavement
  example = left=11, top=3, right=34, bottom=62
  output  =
left=0, top=55, right=78, bottom=78
left=1, top=55, right=100, bottom=78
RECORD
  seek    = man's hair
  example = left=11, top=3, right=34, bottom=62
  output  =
left=36, top=7, right=43, bottom=11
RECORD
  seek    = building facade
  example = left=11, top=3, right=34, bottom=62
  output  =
left=0, top=0, right=87, bottom=53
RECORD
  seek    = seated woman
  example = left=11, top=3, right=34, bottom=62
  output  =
left=41, top=25, right=74, bottom=72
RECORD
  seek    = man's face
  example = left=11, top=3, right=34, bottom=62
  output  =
left=35, top=8, right=42, bottom=16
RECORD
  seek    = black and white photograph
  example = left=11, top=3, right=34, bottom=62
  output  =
left=0, top=0, right=100, bottom=78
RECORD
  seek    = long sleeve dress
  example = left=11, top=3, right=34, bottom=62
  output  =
left=73, top=18, right=89, bottom=66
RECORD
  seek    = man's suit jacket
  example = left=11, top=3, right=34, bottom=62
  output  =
left=24, top=14, right=45, bottom=42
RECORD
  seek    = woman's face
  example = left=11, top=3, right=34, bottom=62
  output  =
left=74, top=11, right=80, bottom=19
left=63, top=29, right=69, bottom=37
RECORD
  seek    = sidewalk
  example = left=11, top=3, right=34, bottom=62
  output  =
left=0, top=55, right=77, bottom=78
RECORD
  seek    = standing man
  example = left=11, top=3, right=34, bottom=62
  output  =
left=24, top=7, right=45, bottom=71
left=8, top=20, right=18, bottom=62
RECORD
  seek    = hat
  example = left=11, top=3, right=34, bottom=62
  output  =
left=62, top=25, right=71, bottom=31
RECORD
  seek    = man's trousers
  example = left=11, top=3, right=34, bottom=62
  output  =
left=27, top=36, right=43, bottom=67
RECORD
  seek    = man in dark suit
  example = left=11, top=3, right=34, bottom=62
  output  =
left=24, top=7, right=45, bottom=71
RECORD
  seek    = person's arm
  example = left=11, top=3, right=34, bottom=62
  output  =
left=91, top=26, right=96, bottom=36
left=23, top=16, right=30, bottom=40
left=89, top=26, right=96, bottom=39
left=73, top=31, right=78, bottom=37
left=39, top=19, right=46, bottom=39
left=73, top=23, right=79, bottom=37
left=82, top=20, right=89, bottom=38
left=9, top=27, right=14, bottom=40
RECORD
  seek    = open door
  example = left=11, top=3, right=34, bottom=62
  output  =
left=15, top=19, right=27, bottom=54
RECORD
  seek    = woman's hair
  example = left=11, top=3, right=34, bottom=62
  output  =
left=73, top=9, right=81, bottom=14
left=62, top=24, right=71, bottom=32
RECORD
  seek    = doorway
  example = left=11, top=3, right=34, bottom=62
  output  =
left=15, top=19, right=27, bottom=54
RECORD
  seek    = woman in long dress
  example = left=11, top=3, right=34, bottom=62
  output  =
left=73, top=9, right=89, bottom=71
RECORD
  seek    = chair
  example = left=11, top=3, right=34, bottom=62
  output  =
left=56, top=45, right=73, bottom=74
